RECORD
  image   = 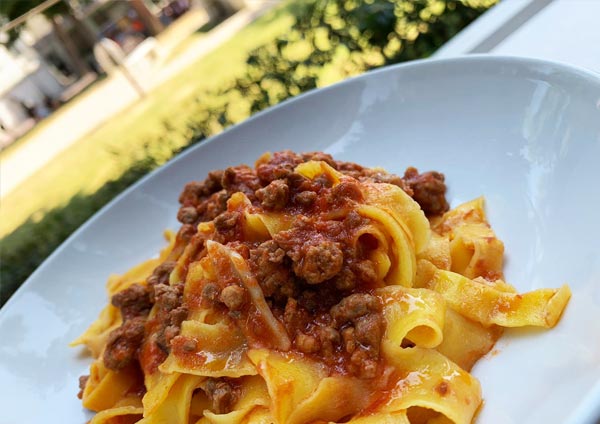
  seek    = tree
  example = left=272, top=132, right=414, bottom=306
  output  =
left=0, top=0, right=96, bottom=77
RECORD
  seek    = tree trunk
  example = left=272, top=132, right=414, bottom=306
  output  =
left=130, top=0, right=164, bottom=37
left=65, top=13, right=97, bottom=51
left=50, top=15, right=90, bottom=78
left=206, top=0, right=235, bottom=20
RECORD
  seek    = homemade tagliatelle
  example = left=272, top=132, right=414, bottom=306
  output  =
left=72, top=151, right=571, bottom=424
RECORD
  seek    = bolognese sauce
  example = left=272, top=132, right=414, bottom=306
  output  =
left=101, top=150, right=449, bottom=384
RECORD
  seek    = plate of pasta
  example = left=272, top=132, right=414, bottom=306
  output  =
left=1, top=56, right=600, bottom=424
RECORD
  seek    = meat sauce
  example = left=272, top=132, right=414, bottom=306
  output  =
left=99, top=151, right=449, bottom=398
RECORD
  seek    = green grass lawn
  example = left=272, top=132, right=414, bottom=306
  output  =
left=0, top=2, right=296, bottom=238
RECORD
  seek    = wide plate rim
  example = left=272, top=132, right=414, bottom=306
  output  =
left=3, top=54, right=600, bottom=315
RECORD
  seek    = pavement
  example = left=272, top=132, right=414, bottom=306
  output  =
left=0, top=1, right=279, bottom=199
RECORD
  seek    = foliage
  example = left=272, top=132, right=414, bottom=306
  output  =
left=0, top=0, right=68, bottom=20
left=0, top=0, right=497, bottom=305
left=194, top=0, right=496, bottom=129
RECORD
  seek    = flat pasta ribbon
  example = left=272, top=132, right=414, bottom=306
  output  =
left=74, top=156, right=571, bottom=424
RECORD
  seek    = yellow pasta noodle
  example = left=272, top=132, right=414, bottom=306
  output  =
left=74, top=151, right=570, bottom=424
left=430, top=269, right=571, bottom=328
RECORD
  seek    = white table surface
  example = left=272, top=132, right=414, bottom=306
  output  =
left=435, top=0, right=600, bottom=74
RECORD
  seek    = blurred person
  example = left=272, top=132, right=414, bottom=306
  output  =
left=114, top=16, right=145, bottom=53
left=170, top=0, right=190, bottom=19
left=47, top=53, right=75, bottom=78
left=35, top=102, right=50, bottom=119
left=19, top=100, right=37, bottom=120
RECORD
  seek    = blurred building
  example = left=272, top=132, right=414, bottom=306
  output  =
left=0, top=14, right=71, bottom=148
left=0, top=0, right=240, bottom=148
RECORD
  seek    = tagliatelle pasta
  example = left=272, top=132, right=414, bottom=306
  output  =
left=72, top=151, right=571, bottom=424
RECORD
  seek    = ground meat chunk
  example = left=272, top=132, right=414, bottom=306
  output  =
left=213, top=211, right=240, bottom=242
left=302, top=152, right=337, bottom=167
left=205, top=170, right=224, bottom=194
left=354, top=313, right=384, bottom=356
left=202, top=378, right=239, bottom=414
left=163, top=315, right=186, bottom=346
left=250, top=241, right=296, bottom=301
left=263, top=240, right=286, bottom=263
left=177, top=223, right=197, bottom=243
left=152, top=282, right=188, bottom=351
left=335, top=160, right=365, bottom=176
left=337, top=162, right=413, bottom=195
left=287, top=170, right=332, bottom=194
left=256, top=179, right=289, bottom=210
left=103, top=316, right=146, bottom=370
left=295, top=333, right=320, bottom=353
left=344, top=210, right=365, bottom=229
left=256, top=164, right=292, bottom=184
left=329, top=293, right=385, bottom=378
left=350, top=349, right=378, bottom=379
left=221, top=166, right=262, bottom=199
left=294, top=190, right=317, bottom=207
left=292, top=241, right=344, bottom=284
left=330, top=293, right=381, bottom=326
left=330, top=180, right=363, bottom=203
left=403, top=167, right=449, bottom=216
left=167, top=305, right=188, bottom=328
left=286, top=172, right=313, bottom=191
left=350, top=260, right=378, bottom=285
left=219, top=285, right=247, bottom=311
left=334, top=269, right=357, bottom=291
left=179, top=181, right=204, bottom=206
left=202, top=282, right=220, bottom=303
left=317, top=326, right=341, bottom=359
left=77, top=375, right=89, bottom=399
left=181, top=337, right=198, bottom=353
left=283, top=298, right=310, bottom=335
left=215, top=212, right=239, bottom=231
left=178, top=172, right=223, bottom=207
left=111, top=284, right=152, bottom=321
left=197, top=190, right=228, bottom=222
left=256, top=151, right=303, bottom=184
left=176, top=171, right=226, bottom=223
left=103, top=284, right=153, bottom=371
left=177, top=206, right=198, bottom=224
left=214, top=211, right=239, bottom=231
left=341, top=327, right=357, bottom=353
left=367, top=171, right=412, bottom=194
left=147, top=261, right=176, bottom=290
left=273, top=218, right=347, bottom=285
left=154, top=283, right=183, bottom=311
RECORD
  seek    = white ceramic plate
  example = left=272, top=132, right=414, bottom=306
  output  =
left=1, top=56, right=599, bottom=424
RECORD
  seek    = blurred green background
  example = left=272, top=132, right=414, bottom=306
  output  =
left=0, top=0, right=497, bottom=306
